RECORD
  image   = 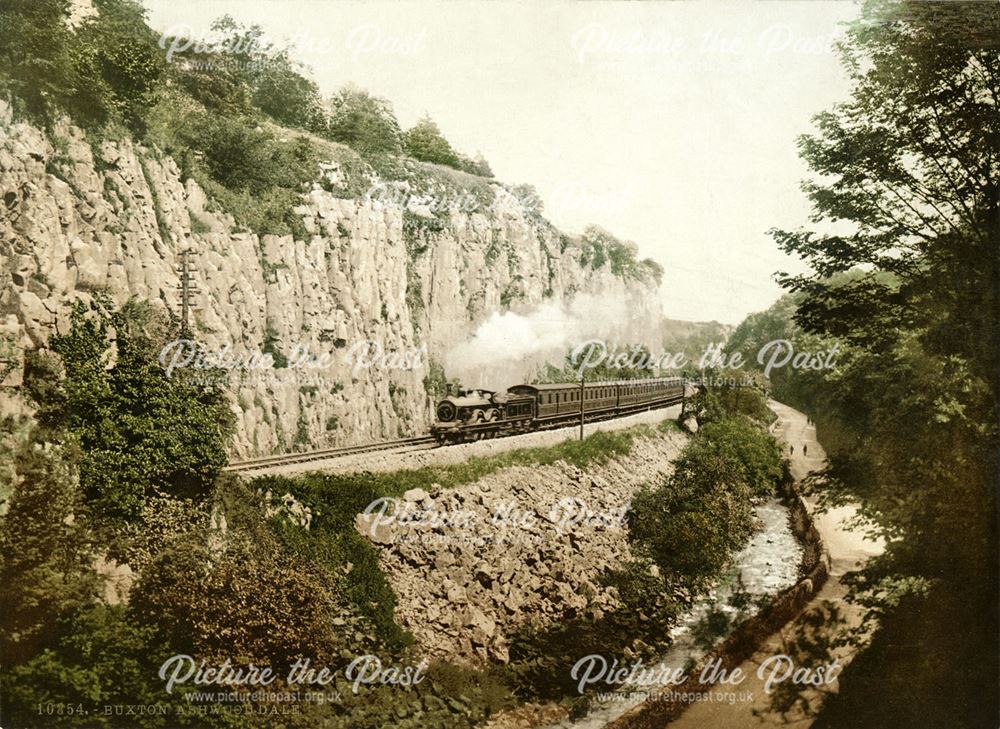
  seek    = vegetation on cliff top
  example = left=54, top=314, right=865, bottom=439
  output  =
left=0, top=0, right=661, bottom=287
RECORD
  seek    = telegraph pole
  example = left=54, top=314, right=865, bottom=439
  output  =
left=579, top=371, right=585, bottom=440
left=175, top=248, right=199, bottom=337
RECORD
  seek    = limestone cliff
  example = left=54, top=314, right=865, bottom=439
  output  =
left=0, top=101, right=665, bottom=457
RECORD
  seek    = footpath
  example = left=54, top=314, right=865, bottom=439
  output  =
left=662, top=401, right=884, bottom=728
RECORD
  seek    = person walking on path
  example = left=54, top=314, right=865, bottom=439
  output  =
left=790, top=444, right=795, bottom=456
left=804, top=443, right=808, bottom=456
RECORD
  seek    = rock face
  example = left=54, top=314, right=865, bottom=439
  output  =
left=356, top=431, right=688, bottom=664
left=0, top=101, right=665, bottom=456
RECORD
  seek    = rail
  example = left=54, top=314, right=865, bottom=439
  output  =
left=224, top=435, right=438, bottom=473
left=224, top=393, right=687, bottom=475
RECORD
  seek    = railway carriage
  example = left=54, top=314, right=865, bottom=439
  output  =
left=431, top=377, right=685, bottom=444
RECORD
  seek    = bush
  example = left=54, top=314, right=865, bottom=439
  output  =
left=683, top=418, right=783, bottom=497
left=132, top=528, right=353, bottom=667
left=173, top=113, right=322, bottom=237
left=684, top=375, right=773, bottom=427
left=0, top=0, right=163, bottom=132
left=629, top=454, right=755, bottom=591
left=326, top=85, right=403, bottom=158
left=30, top=298, right=235, bottom=521
left=68, top=0, right=165, bottom=132
left=506, top=559, right=681, bottom=702
left=627, top=408, right=780, bottom=591
left=0, top=439, right=97, bottom=666
left=0, top=605, right=174, bottom=729
left=577, top=226, right=661, bottom=284
left=404, top=116, right=462, bottom=168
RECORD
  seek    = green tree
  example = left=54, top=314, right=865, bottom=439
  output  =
left=0, top=0, right=164, bottom=131
left=326, top=85, right=403, bottom=158
left=403, top=115, right=462, bottom=168
left=459, top=152, right=494, bottom=178
left=250, top=52, right=327, bottom=133
left=70, top=0, right=165, bottom=132
left=767, top=1, right=999, bottom=726
left=689, top=418, right=783, bottom=498
left=629, top=447, right=755, bottom=592
left=32, top=298, right=235, bottom=520
left=0, top=439, right=97, bottom=666
left=773, top=0, right=999, bottom=386
left=1, top=606, right=173, bottom=729
left=684, top=374, right=773, bottom=428
left=0, top=0, right=76, bottom=120
left=131, top=482, right=359, bottom=670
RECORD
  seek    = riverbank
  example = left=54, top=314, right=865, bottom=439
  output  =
left=613, top=401, right=884, bottom=729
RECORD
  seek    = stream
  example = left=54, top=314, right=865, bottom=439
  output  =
left=543, top=497, right=803, bottom=729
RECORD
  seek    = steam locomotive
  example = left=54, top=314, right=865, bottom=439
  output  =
left=431, top=377, right=685, bottom=444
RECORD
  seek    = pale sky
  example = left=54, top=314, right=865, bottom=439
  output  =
left=143, top=0, right=858, bottom=324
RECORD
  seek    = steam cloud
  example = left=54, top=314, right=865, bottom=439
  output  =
left=444, top=292, right=657, bottom=389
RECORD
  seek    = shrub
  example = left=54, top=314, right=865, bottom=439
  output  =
left=0, top=439, right=97, bottom=666
left=68, top=0, right=165, bottom=133
left=629, top=456, right=755, bottom=592
left=173, top=114, right=321, bottom=237
left=506, top=559, right=681, bottom=702
left=30, top=298, right=234, bottom=521
left=131, top=517, right=355, bottom=667
left=0, top=0, right=163, bottom=132
left=682, top=418, right=783, bottom=497
left=326, top=85, right=403, bottom=158
left=404, top=116, right=462, bottom=168
left=261, top=326, right=288, bottom=367
left=684, top=375, right=774, bottom=427
left=0, top=605, right=175, bottom=729
left=577, top=226, right=661, bottom=284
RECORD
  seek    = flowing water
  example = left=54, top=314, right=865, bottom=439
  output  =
left=543, top=498, right=803, bottom=729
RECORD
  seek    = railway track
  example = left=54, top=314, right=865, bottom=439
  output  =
left=223, top=397, right=686, bottom=475
left=224, top=435, right=438, bottom=474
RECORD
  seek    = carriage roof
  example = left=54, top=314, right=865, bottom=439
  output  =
left=509, top=377, right=683, bottom=392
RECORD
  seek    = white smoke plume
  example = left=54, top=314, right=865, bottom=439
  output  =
left=443, top=292, right=659, bottom=390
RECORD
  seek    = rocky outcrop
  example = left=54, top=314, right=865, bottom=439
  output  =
left=356, top=430, right=688, bottom=664
left=0, top=101, right=665, bottom=456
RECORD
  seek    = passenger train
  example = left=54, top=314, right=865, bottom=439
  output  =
left=430, top=377, right=685, bottom=444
